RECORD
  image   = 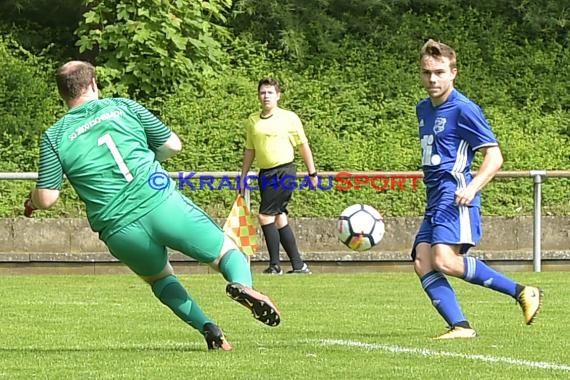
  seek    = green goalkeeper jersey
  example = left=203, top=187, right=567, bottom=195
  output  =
left=37, top=98, right=174, bottom=240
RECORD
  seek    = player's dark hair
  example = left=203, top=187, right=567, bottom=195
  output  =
left=257, top=77, right=281, bottom=93
left=56, top=61, right=96, bottom=101
left=420, top=39, right=457, bottom=70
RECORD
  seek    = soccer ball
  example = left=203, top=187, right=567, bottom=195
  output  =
left=337, top=204, right=385, bottom=251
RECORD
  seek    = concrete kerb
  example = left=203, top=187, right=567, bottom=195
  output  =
left=1, top=216, right=568, bottom=268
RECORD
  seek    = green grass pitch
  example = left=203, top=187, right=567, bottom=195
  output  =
left=0, top=272, right=568, bottom=379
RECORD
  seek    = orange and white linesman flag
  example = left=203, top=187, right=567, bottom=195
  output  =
left=223, top=195, right=258, bottom=257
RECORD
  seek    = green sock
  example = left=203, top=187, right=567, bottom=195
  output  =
left=219, top=249, right=253, bottom=287
left=151, top=275, right=210, bottom=333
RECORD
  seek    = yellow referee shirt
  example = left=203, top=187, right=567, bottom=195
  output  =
left=245, top=107, right=308, bottom=169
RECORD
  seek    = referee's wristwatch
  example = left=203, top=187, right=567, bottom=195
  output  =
left=308, top=171, right=318, bottom=178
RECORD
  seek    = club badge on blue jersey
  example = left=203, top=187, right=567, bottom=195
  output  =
left=433, top=117, right=446, bottom=134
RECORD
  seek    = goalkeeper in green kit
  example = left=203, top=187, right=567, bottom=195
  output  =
left=24, top=61, right=280, bottom=351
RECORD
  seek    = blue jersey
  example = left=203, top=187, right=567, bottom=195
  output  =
left=416, top=89, right=498, bottom=210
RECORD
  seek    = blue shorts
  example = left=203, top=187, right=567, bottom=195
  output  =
left=411, top=205, right=482, bottom=260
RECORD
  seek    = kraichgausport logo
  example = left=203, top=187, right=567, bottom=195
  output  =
left=147, top=172, right=422, bottom=192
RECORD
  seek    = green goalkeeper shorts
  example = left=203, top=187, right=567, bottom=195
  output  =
left=105, top=191, right=224, bottom=276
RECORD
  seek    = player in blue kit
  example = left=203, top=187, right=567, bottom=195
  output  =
left=412, top=40, right=542, bottom=339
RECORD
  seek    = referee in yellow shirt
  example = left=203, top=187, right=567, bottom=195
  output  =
left=239, top=77, right=317, bottom=274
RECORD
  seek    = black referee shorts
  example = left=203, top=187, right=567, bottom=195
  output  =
left=258, top=162, right=296, bottom=216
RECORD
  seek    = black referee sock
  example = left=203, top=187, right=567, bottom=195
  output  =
left=261, top=223, right=281, bottom=267
left=278, top=224, right=304, bottom=270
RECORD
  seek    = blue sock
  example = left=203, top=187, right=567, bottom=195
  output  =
left=421, top=271, right=467, bottom=327
left=219, top=249, right=253, bottom=287
left=463, top=257, right=517, bottom=297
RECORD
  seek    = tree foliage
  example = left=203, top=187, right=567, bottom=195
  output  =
left=229, top=0, right=570, bottom=65
left=0, top=0, right=82, bottom=59
left=75, top=0, right=233, bottom=98
left=0, top=0, right=568, bottom=217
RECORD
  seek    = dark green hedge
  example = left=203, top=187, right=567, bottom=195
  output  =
left=0, top=7, right=568, bottom=218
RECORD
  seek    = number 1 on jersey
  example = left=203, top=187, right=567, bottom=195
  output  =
left=98, top=133, right=134, bottom=182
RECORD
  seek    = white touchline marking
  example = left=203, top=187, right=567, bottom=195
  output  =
left=318, top=339, right=570, bottom=372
